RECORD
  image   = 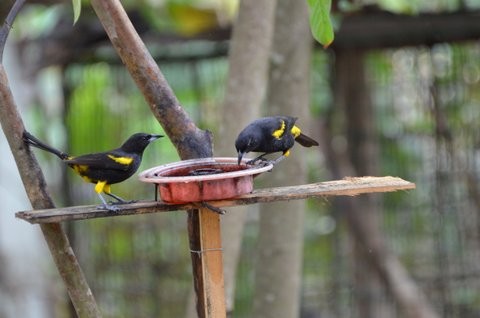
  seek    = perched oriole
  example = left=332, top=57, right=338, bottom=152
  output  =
left=235, top=116, right=319, bottom=165
left=23, top=131, right=162, bottom=211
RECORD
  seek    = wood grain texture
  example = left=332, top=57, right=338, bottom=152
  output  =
left=188, top=208, right=226, bottom=318
left=16, top=176, right=415, bottom=224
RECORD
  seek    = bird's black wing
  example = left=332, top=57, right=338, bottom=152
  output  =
left=65, top=151, right=136, bottom=172
left=262, top=117, right=288, bottom=138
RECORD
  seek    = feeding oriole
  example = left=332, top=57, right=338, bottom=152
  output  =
left=235, top=116, right=319, bottom=165
left=23, top=131, right=162, bottom=211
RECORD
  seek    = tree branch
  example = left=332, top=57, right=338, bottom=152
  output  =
left=0, top=2, right=101, bottom=316
left=0, top=71, right=101, bottom=318
left=0, top=0, right=24, bottom=61
left=88, top=2, right=216, bottom=316
left=90, top=0, right=212, bottom=160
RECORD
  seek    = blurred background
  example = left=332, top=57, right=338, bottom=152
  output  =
left=1, top=0, right=480, bottom=317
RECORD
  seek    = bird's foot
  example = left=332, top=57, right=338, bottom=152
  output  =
left=246, top=158, right=277, bottom=168
left=270, top=155, right=286, bottom=166
left=246, top=157, right=268, bottom=165
left=197, top=202, right=226, bottom=215
left=108, top=199, right=137, bottom=205
left=96, top=204, right=121, bottom=212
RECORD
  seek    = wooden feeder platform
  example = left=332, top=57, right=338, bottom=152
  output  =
left=15, top=176, right=415, bottom=318
left=17, top=176, right=414, bottom=224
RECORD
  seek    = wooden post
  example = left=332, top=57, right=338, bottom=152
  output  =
left=188, top=208, right=226, bottom=318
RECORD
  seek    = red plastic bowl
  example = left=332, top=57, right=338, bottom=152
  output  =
left=138, top=157, right=272, bottom=204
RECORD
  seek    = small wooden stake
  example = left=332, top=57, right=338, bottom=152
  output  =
left=188, top=208, right=226, bottom=318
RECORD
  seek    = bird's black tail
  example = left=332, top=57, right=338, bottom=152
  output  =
left=295, top=133, right=319, bottom=147
left=23, top=131, right=70, bottom=160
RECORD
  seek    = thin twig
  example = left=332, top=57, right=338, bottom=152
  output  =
left=0, top=0, right=26, bottom=62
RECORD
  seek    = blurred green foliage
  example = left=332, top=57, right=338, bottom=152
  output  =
left=13, top=0, right=480, bottom=317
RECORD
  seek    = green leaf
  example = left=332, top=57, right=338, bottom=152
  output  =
left=306, top=0, right=334, bottom=48
left=72, top=0, right=81, bottom=24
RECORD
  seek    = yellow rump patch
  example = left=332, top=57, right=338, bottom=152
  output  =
left=284, top=149, right=291, bottom=157
left=72, top=164, right=88, bottom=173
left=108, top=155, right=133, bottom=165
left=291, top=125, right=301, bottom=138
left=272, top=120, right=286, bottom=139
left=71, top=164, right=93, bottom=182
left=95, top=180, right=108, bottom=194
left=81, top=175, right=93, bottom=183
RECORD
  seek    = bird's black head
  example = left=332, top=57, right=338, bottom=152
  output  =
left=235, top=131, right=260, bottom=165
left=120, top=133, right=163, bottom=154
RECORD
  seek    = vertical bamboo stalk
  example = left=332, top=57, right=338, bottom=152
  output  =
left=188, top=208, right=226, bottom=318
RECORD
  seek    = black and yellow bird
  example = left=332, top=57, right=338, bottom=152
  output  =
left=23, top=131, right=162, bottom=211
left=235, top=116, right=319, bottom=165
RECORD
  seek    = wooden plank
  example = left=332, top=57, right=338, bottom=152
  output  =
left=188, top=208, right=226, bottom=318
left=16, top=176, right=415, bottom=224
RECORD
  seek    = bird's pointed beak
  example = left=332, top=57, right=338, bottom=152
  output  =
left=237, top=151, right=245, bottom=165
left=150, top=135, right=164, bottom=142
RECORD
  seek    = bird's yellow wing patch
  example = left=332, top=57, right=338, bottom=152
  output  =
left=108, top=155, right=133, bottom=165
left=291, top=125, right=302, bottom=138
left=272, top=120, right=286, bottom=139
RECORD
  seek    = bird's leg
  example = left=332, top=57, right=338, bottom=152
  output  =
left=103, top=184, right=136, bottom=204
left=106, top=192, right=136, bottom=204
left=94, top=181, right=123, bottom=211
left=271, top=155, right=287, bottom=166
left=96, top=193, right=120, bottom=212
left=246, top=153, right=269, bottom=165
left=269, top=149, right=291, bottom=166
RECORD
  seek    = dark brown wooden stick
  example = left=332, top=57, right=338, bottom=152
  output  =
left=16, top=176, right=415, bottom=224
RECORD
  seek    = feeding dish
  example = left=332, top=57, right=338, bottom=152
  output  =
left=138, top=157, right=273, bottom=204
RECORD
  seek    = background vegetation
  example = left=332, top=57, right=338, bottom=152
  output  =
left=2, top=0, right=480, bottom=317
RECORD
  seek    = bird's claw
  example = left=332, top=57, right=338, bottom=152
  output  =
left=97, top=204, right=121, bottom=212
left=108, top=199, right=137, bottom=205
left=197, top=202, right=226, bottom=215
left=246, top=157, right=268, bottom=165
left=246, top=158, right=276, bottom=168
